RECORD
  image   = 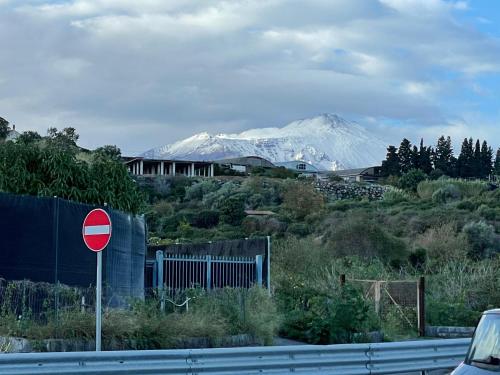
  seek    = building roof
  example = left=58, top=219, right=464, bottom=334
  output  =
left=333, top=166, right=380, bottom=177
left=274, top=160, right=320, bottom=172
left=122, top=156, right=213, bottom=164
left=245, top=210, right=276, bottom=216
left=216, top=156, right=276, bottom=168
left=6, top=130, right=20, bottom=141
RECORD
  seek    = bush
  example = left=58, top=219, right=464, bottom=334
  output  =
left=431, top=184, right=461, bottom=203
left=191, top=210, right=220, bottom=228
left=279, top=285, right=378, bottom=344
left=462, top=221, right=497, bottom=259
left=282, top=181, right=325, bottom=219
left=418, top=178, right=488, bottom=200
left=184, top=180, right=219, bottom=201
left=426, top=301, right=481, bottom=327
left=382, top=188, right=410, bottom=204
left=414, top=223, right=469, bottom=264
left=287, top=223, right=312, bottom=237
left=323, top=215, right=407, bottom=263
left=219, top=196, right=246, bottom=226
left=398, top=169, right=427, bottom=192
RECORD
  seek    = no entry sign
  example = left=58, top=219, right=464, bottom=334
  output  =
left=82, top=208, right=112, bottom=252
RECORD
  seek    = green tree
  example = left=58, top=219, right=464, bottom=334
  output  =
left=47, top=127, right=79, bottom=148
left=473, top=139, right=481, bottom=178
left=418, top=139, right=433, bottom=174
left=398, top=169, right=427, bottom=192
left=458, top=138, right=474, bottom=178
left=282, top=182, right=325, bottom=220
left=494, top=148, right=500, bottom=176
left=219, top=196, right=246, bottom=225
left=398, top=138, right=413, bottom=173
left=381, top=146, right=400, bottom=176
left=411, top=145, right=420, bottom=170
left=433, top=135, right=454, bottom=176
left=0, top=140, right=143, bottom=213
left=0, top=116, right=10, bottom=140
left=480, top=140, right=493, bottom=179
left=17, top=131, right=42, bottom=144
left=93, top=145, right=122, bottom=161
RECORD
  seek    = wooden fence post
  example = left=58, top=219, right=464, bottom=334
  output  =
left=417, top=276, right=425, bottom=337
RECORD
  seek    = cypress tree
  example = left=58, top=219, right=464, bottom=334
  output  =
left=473, top=139, right=481, bottom=178
left=433, top=135, right=454, bottom=176
left=494, top=148, right=500, bottom=176
left=381, top=146, right=400, bottom=176
left=418, top=138, right=433, bottom=174
left=458, top=138, right=474, bottom=178
left=480, top=140, right=493, bottom=179
left=398, top=138, right=413, bottom=173
left=411, top=145, right=420, bottom=171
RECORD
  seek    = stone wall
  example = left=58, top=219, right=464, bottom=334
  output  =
left=314, top=181, right=389, bottom=201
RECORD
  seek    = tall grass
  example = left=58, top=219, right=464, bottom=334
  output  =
left=417, top=178, right=489, bottom=200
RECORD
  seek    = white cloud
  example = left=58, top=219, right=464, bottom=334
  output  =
left=0, top=0, right=499, bottom=151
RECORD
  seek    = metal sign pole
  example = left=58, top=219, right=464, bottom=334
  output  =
left=96, top=250, right=102, bottom=351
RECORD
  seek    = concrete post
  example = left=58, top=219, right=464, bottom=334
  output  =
left=191, top=163, right=195, bottom=177
left=139, top=160, right=144, bottom=175
left=172, top=162, right=176, bottom=176
left=210, top=164, right=214, bottom=177
left=160, top=162, right=164, bottom=176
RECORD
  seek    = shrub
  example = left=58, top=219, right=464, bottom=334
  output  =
left=219, top=196, right=246, bottom=226
left=398, top=169, right=427, bottom=192
left=323, top=215, right=407, bottom=263
left=462, top=221, right=497, bottom=259
left=382, top=188, right=410, bottom=204
left=282, top=181, right=325, bottom=219
left=184, top=180, right=219, bottom=201
left=191, top=210, right=220, bottom=228
left=414, top=223, right=469, bottom=264
left=418, top=178, right=488, bottom=200
left=431, top=184, right=461, bottom=203
left=426, top=301, right=481, bottom=327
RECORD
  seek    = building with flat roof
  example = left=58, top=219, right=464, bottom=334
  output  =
left=123, top=157, right=214, bottom=177
left=333, top=166, right=382, bottom=183
left=274, top=160, right=320, bottom=175
left=216, top=156, right=276, bottom=173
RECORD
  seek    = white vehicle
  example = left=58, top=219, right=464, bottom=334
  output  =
left=452, top=309, right=500, bottom=374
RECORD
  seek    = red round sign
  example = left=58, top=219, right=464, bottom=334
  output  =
left=82, top=209, right=112, bottom=252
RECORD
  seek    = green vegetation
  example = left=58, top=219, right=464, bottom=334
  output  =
left=0, top=281, right=278, bottom=349
left=0, top=128, right=144, bottom=213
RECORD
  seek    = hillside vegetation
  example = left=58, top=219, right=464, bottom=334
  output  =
left=144, top=174, right=500, bottom=341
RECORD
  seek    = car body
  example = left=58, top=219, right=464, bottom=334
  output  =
left=452, top=309, right=500, bottom=374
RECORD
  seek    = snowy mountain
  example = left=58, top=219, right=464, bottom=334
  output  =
left=142, top=114, right=389, bottom=171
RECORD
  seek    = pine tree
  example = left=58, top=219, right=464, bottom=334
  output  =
left=494, top=148, right=500, bottom=176
left=411, top=145, right=420, bottom=171
left=381, top=146, right=400, bottom=176
left=398, top=138, right=413, bottom=173
left=458, top=138, right=474, bottom=178
left=433, top=135, right=454, bottom=176
left=418, top=138, right=433, bottom=174
left=480, top=140, right=493, bottom=179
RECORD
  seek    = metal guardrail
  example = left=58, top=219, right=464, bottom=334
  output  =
left=0, top=338, right=470, bottom=375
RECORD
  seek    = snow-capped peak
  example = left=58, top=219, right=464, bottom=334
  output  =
left=142, top=114, right=389, bottom=171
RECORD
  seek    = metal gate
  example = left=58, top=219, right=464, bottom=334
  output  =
left=152, top=251, right=263, bottom=296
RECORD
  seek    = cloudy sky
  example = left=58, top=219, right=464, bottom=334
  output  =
left=1, top=0, right=500, bottom=154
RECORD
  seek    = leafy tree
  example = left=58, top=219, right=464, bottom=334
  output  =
left=381, top=146, right=400, bottom=176
left=219, top=196, right=246, bottom=225
left=93, top=145, right=122, bottom=161
left=0, top=116, right=10, bottom=140
left=494, top=148, right=500, bottom=176
left=17, top=131, right=42, bottom=144
left=46, top=127, right=79, bottom=148
left=398, top=138, right=413, bottom=173
left=398, top=169, right=427, bottom=192
left=0, top=140, right=144, bottom=213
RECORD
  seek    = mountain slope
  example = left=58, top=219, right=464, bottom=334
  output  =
left=142, top=114, right=388, bottom=171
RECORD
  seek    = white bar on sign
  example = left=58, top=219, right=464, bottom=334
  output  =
left=84, top=225, right=110, bottom=235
